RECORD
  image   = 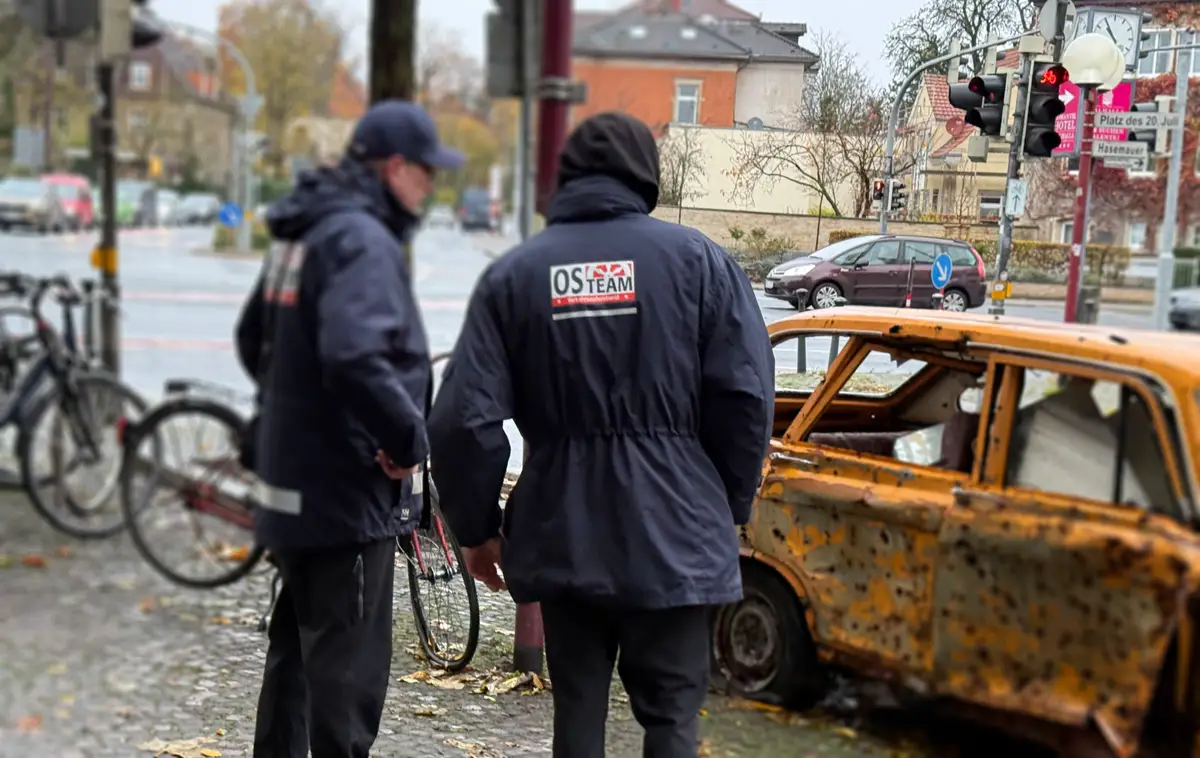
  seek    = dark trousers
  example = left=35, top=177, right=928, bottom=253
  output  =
left=253, top=538, right=396, bottom=758
left=542, top=600, right=712, bottom=758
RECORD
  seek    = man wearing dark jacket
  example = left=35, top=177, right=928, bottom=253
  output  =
left=427, top=112, right=773, bottom=757
left=234, top=100, right=462, bottom=758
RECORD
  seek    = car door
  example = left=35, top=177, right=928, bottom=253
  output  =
left=932, top=357, right=1200, bottom=755
left=848, top=239, right=905, bottom=305
left=901, top=240, right=939, bottom=306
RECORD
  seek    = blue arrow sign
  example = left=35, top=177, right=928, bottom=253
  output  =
left=931, top=253, right=953, bottom=290
left=218, top=202, right=243, bottom=229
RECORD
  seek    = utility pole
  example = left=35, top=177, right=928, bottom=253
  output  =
left=368, top=0, right=416, bottom=273
left=517, top=0, right=537, bottom=241
left=42, top=42, right=54, bottom=170
left=1153, top=43, right=1191, bottom=330
left=1064, top=87, right=1096, bottom=323
left=95, top=59, right=119, bottom=373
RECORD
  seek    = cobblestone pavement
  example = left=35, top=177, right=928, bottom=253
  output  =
left=0, top=489, right=1057, bottom=758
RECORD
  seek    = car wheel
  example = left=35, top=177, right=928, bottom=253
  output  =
left=941, top=288, right=968, bottom=312
left=711, top=562, right=825, bottom=709
left=810, top=282, right=842, bottom=309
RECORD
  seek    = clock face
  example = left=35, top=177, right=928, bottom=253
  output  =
left=1093, top=11, right=1138, bottom=64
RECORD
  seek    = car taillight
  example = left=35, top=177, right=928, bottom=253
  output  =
left=970, top=247, right=985, bottom=278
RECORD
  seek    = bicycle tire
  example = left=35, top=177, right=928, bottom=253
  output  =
left=17, top=372, right=147, bottom=539
left=120, top=396, right=265, bottom=588
left=407, top=496, right=480, bottom=673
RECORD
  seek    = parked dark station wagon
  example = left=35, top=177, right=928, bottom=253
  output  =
left=764, top=234, right=989, bottom=312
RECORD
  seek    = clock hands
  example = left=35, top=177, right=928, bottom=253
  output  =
left=1102, top=20, right=1119, bottom=45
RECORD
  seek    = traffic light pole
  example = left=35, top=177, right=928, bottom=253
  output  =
left=880, top=33, right=1023, bottom=233
left=96, top=61, right=120, bottom=376
left=1153, top=43, right=1192, bottom=330
left=990, top=53, right=1034, bottom=316
left=1064, top=87, right=1096, bottom=323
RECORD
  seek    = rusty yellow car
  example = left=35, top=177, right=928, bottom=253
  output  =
left=711, top=307, right=1200, bottom=757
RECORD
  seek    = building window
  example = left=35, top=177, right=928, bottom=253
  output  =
left=129, top=61, right=152, bottom=91
left=1128, top=221, right=1148, bottom=251
left=128, top=110, right=148, bottom=132
left=1137, top=30, right=1173, bottom=76
left=931, top=189, right=940, bottom=213
left=1181, top=30, right=1199, bottom=76
left=674, top=81, right=699, bottom=125
left=978, top=193, right=1002, bottom=221
left=1060, top=221, right=1074, bottom=243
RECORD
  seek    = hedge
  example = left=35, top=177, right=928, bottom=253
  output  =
left=822, top=229, right=1131, bottom=284
left=212, top=220, right=272, bottom=253
left=1176, top=247, right=1200, bottom=260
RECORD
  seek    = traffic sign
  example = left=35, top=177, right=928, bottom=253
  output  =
left=1093, top=140, right=1147, bottom=158
left=1053, top=80, right=1132, bottom=155
left=1095, top=110, right=1182, bottom=129
left=1101, top=156, right=1148, bottom=171
left=218, top=202, right=243, bottom=228
left=1037, top=0, right=1075, bottom=42
left=1005, top=178, right=1028, bottom=217
left=931, top=253, right=953, bottom=290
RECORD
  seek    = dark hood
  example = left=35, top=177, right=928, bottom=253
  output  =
left=550, top=111, right=659, bottom=222
left=266, top=158, right=419, bottom=242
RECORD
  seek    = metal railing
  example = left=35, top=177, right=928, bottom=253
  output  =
left=1174, top=259, right=1200, bottom=290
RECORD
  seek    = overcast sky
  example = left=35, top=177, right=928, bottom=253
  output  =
left=154, top=0, right=927, bottom=85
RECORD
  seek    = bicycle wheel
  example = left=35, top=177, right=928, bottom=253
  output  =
left=120, top=396, right=265, bottom=588
left=17, top=372, right=147, bottom=539
left=406, top=492, right=480, bottom=672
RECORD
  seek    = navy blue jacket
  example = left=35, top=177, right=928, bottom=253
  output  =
left=428, top=174, right=773, bottom=609
left=235, top=160, right=429, bottom=550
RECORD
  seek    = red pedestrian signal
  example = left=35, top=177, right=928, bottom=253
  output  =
left=872, top=180, right=885, bottom=201
left=1035, top=64, right=1069, bottom=91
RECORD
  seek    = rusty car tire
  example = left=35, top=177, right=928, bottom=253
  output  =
left=711, top=561, right=824, bottom=709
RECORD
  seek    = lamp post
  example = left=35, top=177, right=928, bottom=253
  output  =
left=1060, top=33, right=1125, bottom=323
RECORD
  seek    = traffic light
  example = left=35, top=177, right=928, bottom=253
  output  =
left=1024, top=62, right=1068, bottom=157
left=872, top=179, right=885, bottom=202
left=965, top=74, right=1009, bottom=137
left=889, top=180, right=906, bottom=212
left=1139, top=13, right=1153, bottom=60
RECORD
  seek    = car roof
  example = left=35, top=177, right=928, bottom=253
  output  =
left=887, top=234, right=969, bottom=246
left=768, top=307, right=1200, bottom=379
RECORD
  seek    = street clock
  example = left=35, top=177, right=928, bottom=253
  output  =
left=1072, top=7, right=1150, bottom=69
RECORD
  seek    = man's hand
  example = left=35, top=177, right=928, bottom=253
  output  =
left=462, top=537, right=506, bottom=592
left=376, top=450, right=418, bottom=480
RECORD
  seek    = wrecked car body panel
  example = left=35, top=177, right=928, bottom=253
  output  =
left=728, top=308, right=1200, bottom=755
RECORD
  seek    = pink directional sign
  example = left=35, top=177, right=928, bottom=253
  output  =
left=1053, top=81, right=1131, bottom=155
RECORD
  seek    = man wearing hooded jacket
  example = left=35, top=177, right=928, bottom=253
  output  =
left=234, top=100, right=462, bottom=758
left=428, top=111, right=774, bottom=757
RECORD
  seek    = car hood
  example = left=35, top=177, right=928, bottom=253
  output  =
left=770, top=256, right=823, bottom=275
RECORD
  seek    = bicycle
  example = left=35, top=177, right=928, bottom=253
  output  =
left=0, top=272, right=148, bottom=538
left=119, top=353, right=481, bottom=672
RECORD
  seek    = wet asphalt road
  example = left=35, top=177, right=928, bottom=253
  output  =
left=0, top=225, right=1124, bottom=757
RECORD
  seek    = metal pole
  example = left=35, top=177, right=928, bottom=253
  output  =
left=517, top=0, right=536, bottom=241
left=880, top=33, right=1024, bottom=233
left=42, top=43, right=54, bottom=170
left=1153, top=47, right=1190, bottom=330
left=96, top=62, right=120, bottom=376
left=991, top=52, right=1034, bottom=316
left=1065, top=87, right=1095, bottom=323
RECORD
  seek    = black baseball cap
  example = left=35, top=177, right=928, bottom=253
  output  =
left=346, top=100, right=465, bottom=169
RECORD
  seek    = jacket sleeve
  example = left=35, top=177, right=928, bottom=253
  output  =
left=316, top=240, right=428, bottom=468
left=698, top=240, right=774, bottom=525
left=234, top=276, right=265, bottom=381
left=427, top=270, right=513, bottom=548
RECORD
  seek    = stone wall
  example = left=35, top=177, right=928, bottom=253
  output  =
left=652, top=206, right=1041, bottom=252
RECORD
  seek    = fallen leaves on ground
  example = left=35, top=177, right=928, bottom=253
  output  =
left=209, top=616, right=233, bottom=625
left=139, top=597, right=157, bottom=613
left=443, top=737, right=507, bottom=757
left=55, top=546, right=72, bottom=558
left=137, top=736, right=222, bottom=757
left=397, top=667, right=549, bottom=697
left=15, top=714, right=42, bottom=731
left=20, top=554, right=47, bottom=568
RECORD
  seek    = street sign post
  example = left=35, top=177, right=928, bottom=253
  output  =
left=218, top=202, right=243, bottom=229
left=1005, top=178, right=1028, bottom=217
left=1095, top=109, right=1181, bottom=129
left=1053, top=80, right=1132, bottom=155
left=1101, top=156, right=1148, bottom=171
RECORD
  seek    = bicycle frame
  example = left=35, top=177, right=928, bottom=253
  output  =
left=0, top=355, right=52, bottom=430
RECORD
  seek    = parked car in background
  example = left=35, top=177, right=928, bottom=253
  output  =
left=0, top=177, right=67, bottom=233
left=764, top=234, right=988, bottom=312
left=178, top=193, right=221, bottom=225
left=457, top=187, right=499, bottom=232
left=42, top=173, right=94, bottom=230
left=424, top=204, right=456, bottom=229
left=1170, top=288, right=1200, bottom=331
left=156, top=189, right=182, bottom=226
left=117, top=181, right=156, bottom=227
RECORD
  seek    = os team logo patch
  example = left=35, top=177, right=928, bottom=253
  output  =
left=549, top=261, right=636, bottom=307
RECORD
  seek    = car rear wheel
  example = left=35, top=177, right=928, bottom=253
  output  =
left=941, top=288, right=968, bottom=312
left=810, top=282, right=842, bottom=309
left=711, top=562, right=825, bottom=709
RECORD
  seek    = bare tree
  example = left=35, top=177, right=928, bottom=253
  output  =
left=418, top=21, right=483, bottom=112
left=658, top=125, right=707, bottom=221
left=885, top=0, right=1035, bottom=112
left=724, top=30, right=915, bottom=218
